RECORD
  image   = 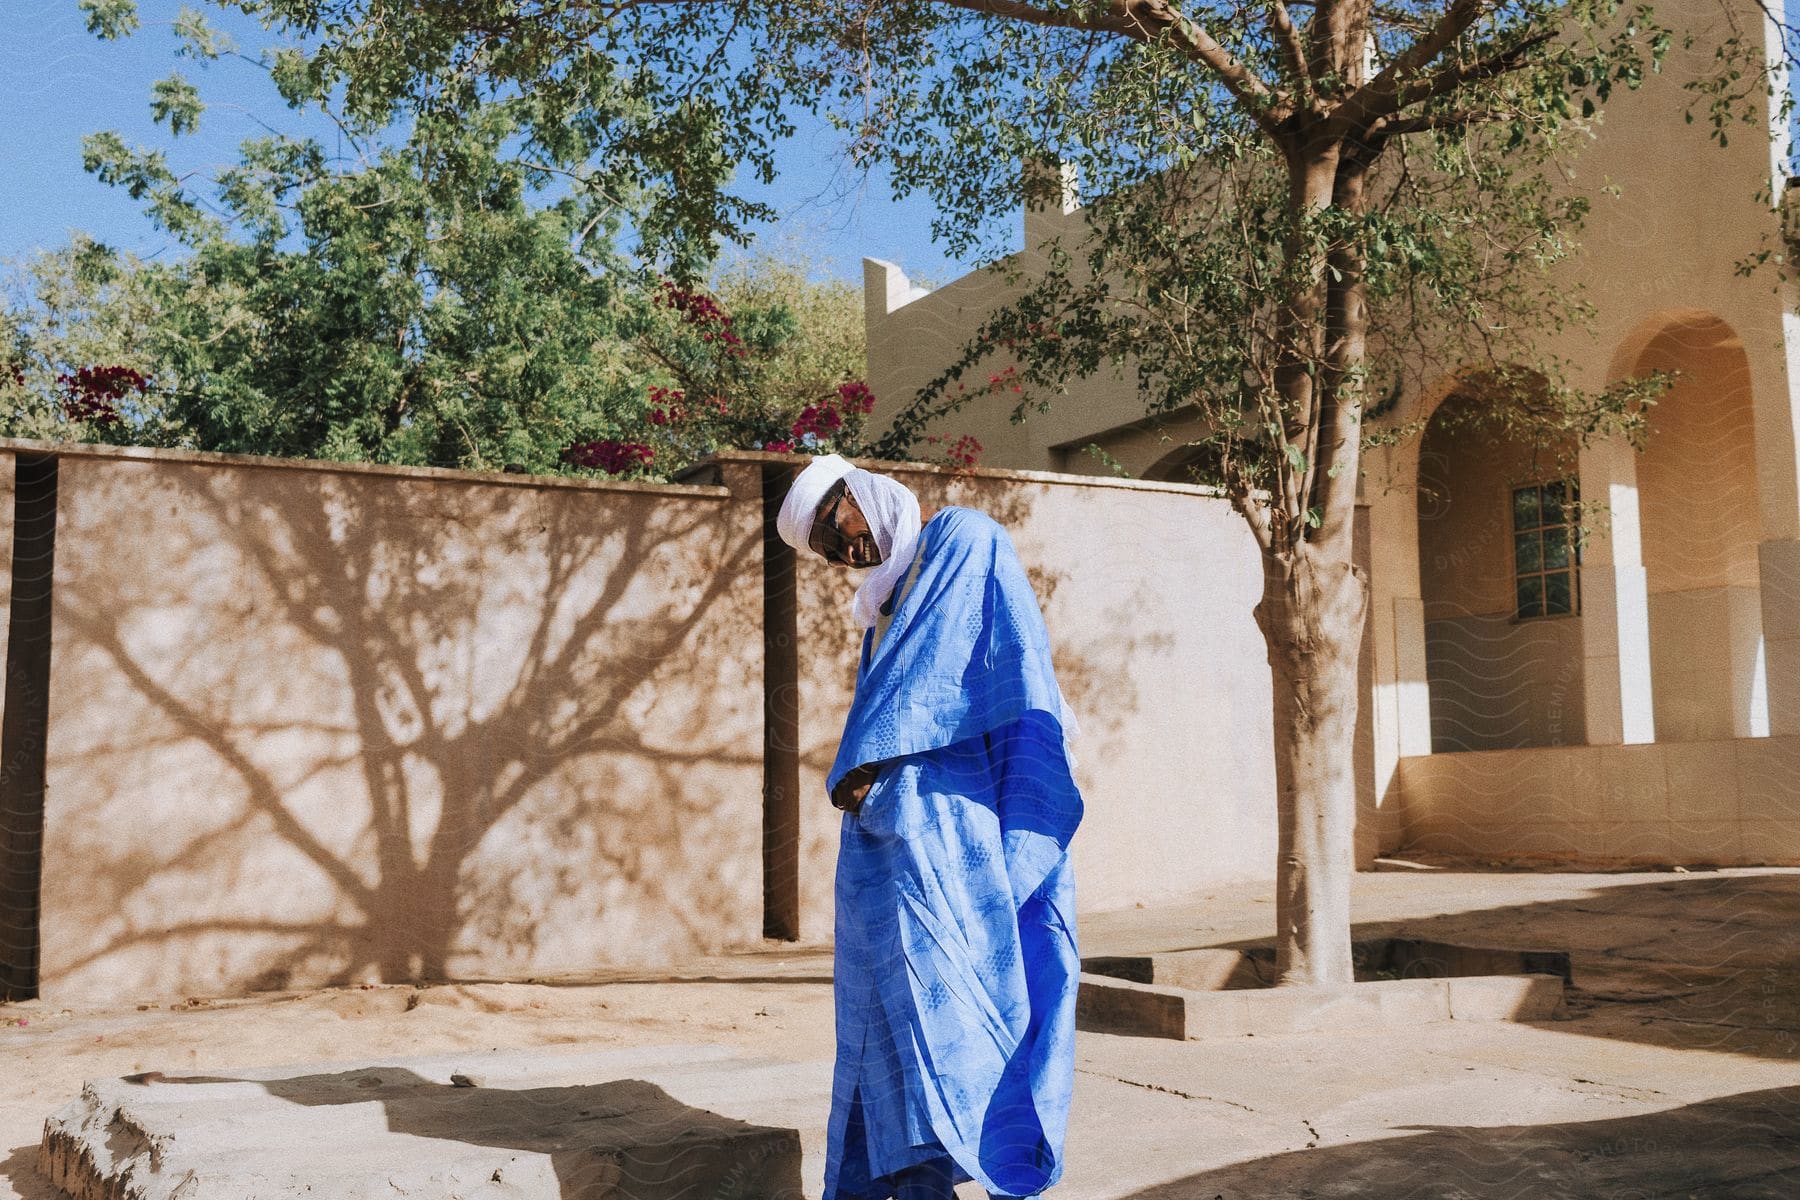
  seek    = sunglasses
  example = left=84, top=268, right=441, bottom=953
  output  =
left=809, top=480, right=856, bottom=565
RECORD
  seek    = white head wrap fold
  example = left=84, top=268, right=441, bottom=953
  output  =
left=775, top=453, right=922, bottom=630
left=841, top=468, right=922, bottom=629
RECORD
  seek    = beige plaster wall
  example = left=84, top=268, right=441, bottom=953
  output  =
left=1053, top=406, right=1217, bottom=482
left=864, top=194, right=1188, bottom=478
left=1564, top=3, right=1795, bottom=534
left=1397, top=734, right=1800, bottom=866
left=1633, top=319, right=1763, bottom=593
left=32, top=445, right=765, bottom=1003
left=791, top=461, right=1279, bottom=939
left=16, top=441, right=1288, bottom=1000
left=1423, top=615, right=1588, bottom=752
left=1646, top=586, right=1767, bottom=741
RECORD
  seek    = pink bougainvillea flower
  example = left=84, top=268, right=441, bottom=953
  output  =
left=58, top=364, right=147, bottom=427
left=561, top=439, right=656, bottom=474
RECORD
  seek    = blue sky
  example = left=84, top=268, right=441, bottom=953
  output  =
left=0, top=0, right=990, bottom=287
left=7, top=3, right=1798, bottom=289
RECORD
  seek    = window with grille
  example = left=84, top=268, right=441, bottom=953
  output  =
left=1511, top=479, right=1581, bottom=618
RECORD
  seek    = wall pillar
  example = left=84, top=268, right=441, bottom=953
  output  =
left=1389, top=596, right=1433, bottom=758
left=1362, top=433, right=1432, bottom=853
left=1577, top=436, right=1655, bottom=745
left=1751, top=275, right=1800, bottom=735
left=0, top=453, right=58, bottom=1000
left=1756, top=537, right=1800, bottom=735
left=759, top=463, right=802, bottom=940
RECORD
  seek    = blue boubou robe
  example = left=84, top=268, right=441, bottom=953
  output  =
left=822, top=505, right=1084, bottom=1199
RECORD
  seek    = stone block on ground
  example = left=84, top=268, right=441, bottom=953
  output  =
left=39, top=1048, right=804, bottom=1200
left=1074, top=972, right=1191, bottom=1039
left=1358, top=938, right=1577, bottom=986
left=1446, top=972, right=1566, bottom=1021
left=1079, top=948, right=1269, bottom=991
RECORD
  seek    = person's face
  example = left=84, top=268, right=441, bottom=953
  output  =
left=809, top=480, right=883, bottom=569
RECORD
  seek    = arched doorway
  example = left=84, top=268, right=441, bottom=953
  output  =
left=1415, top=381, right=1587, bottom=751
left=1616, top=311, right=1767, bottom=739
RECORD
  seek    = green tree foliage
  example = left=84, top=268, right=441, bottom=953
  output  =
left=7, top=11, right=873, bottom=477
left=21, top=101, right=662, bottom=471
left=0, top=238, right=172, bottom=443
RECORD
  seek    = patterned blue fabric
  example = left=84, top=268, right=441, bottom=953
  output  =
left=823, top=506, right=1083, bottom=1200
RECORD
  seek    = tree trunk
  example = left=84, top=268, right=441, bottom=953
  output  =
left=1252, top=541, right=1368, bottom=986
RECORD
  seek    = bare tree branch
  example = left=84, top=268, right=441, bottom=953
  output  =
left=929, top=0, right=1291, bottom=133
left=1394, top=30, right=1555, bottom=109
left=1373, top=107, right=1506, bottom=136
left=1329, top=0, right=1492, bottom=132
left=1270, top=0, right=1314, bottom=101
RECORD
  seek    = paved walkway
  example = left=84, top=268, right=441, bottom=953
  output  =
left=4, top=858, right=1797, bottom=1198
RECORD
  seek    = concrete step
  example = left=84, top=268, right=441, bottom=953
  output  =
left=1075, top=971, right=1566, bottom=1040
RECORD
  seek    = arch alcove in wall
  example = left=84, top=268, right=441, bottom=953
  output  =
left=1614, top=311, right=1768, bottom=740
left=1415, top=383, right=1587, bottom=751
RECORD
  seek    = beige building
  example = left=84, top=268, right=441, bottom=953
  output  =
left=863, top=0, right=1800, bottom=867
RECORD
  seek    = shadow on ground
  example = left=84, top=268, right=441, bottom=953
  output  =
left=48, top=1067, right=802, bottom=1200
left=1190, top=872, right=1800, bottom=1062
left=0, top=1143, right=59, bottom=1200
left=1122, top=1085, right=1800, bottom=1199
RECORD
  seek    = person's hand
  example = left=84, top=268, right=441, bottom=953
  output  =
left=831, top=762, right=881, bottom=813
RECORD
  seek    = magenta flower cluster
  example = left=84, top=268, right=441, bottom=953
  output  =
left=647, top=385, right=685, bottom=425
left=924, top=432, right=984, bottom=468
left=561, top=439, right=655, bottom=473
left=59, top=364, right=147, bottom=426
left=790, top=380, right=878, bottom=442
left=656, top=281, right=749, bottom=358
left=561, top=281, right=884, bottom=472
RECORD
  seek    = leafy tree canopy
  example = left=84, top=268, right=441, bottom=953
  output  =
left=6, top=4, right=882, bottom=476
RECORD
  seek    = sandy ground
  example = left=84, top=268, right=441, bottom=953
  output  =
left=5, top=858, right=1799, bottom=1198
left=1, top=958, right=842, bottom=1198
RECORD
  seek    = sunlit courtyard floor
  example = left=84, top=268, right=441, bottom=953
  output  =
left=4, top=858, right=1797, bottom=1198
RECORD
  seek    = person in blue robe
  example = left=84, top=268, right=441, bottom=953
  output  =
left=775, top=454, right=1084, bottom=1200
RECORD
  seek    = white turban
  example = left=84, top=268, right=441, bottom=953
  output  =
left=777, top=453, right=923, bottom=630
left=775, top=453, right=855, bottom=555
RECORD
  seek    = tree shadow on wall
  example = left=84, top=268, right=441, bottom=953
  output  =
left=795, top=478, right=1163, bottom=769
left=48, top=464, right=763, bottom=993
